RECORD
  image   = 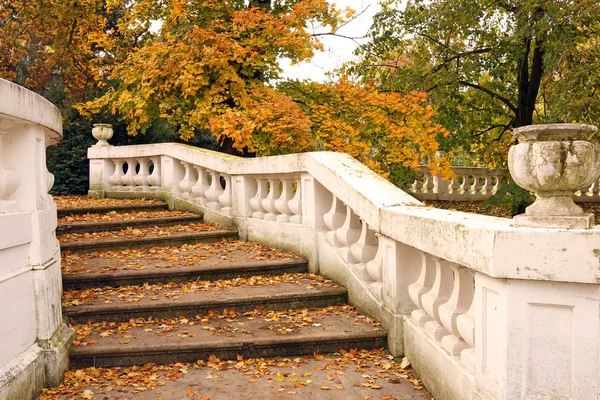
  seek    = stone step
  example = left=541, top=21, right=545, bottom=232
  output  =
left=57, top=202, right=169, bottom=217
left=57, top=215, right=204, bottom=234
left=63, top=276, right=348, bottom=322
left=63, top=258, right=308, bottom=290
left=69, top=306, right=387, bottom=369
left=60, top=228, right=237, bottom=254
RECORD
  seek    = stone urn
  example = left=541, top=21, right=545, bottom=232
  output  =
left=508, top=123, right=600, bottom=229
left=92, top=123, right=113, bottom=146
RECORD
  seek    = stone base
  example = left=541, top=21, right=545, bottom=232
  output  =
left=512, top=213, right=595, bottom=229
left=0, top=323, right=74, bottom=400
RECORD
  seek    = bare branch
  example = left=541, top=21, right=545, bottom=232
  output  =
left=458, top=80, right=517, bottom=112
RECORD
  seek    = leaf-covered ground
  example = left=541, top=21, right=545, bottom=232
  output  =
left=54, top=195, right=163, bottom=209
left=61, top=239, right=299, bottom=275
left=58, top=210, right=195, bottom=224
left=63, top=273, right=338, bottom=307
left=58, top=223, right=229, bottom=244
left=41, top=349, right=432, bottom=400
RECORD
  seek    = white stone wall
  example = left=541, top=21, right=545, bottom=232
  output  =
left=0, top=79, right=73, bottom=400
left=89, top=139, right=600, bottom=400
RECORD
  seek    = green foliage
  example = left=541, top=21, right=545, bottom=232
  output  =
left=351, top=0, right=600, bottom=167
left=484, top=181, right=532, bottom=216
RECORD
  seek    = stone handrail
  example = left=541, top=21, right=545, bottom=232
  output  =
left=411, top=165, right=600, bottom=202
left=88, top=134, right=600, bottom=400
left=0, top=79, right=72, bottom=400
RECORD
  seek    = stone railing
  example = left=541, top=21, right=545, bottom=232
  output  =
left=0, top=79, right=72, bottom=400
left=411, top=166, right=600, bottom=203
left=88, top=123, right=600, bottom=400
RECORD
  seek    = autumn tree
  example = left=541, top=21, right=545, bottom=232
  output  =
left=351, top=0, right=600, bottom=166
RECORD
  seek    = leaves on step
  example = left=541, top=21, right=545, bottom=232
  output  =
left=58, top=222, right=230, bottom=243
left=63, top=273, right=338, bottom=307
left=69, top=305, right=381, bottom=347
left=61, top=239, right=299, bottom=275
left=41, top=349, right=426, bottom=400
left=54, top=195, right=162, bottom=209
left=58, top=210, right=195, bottom=224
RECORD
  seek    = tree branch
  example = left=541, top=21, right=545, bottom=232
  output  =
left=458, top=80, right=517, bottom=112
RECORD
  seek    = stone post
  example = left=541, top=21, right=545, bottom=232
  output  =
left=508, top=123, right=600, bottom=229
left=88, top=124, right=114, bottom=198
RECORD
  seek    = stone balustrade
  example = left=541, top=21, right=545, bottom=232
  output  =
left=88, top=124, right=600, bottom=400
left=411, top=166, right=600, bottom=203
left=0, top=79, right=72, bottom=400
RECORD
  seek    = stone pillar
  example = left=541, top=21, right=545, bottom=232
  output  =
left=508, top=123, right=600, bottom=229
left=88, top=124, right=114, bottom=198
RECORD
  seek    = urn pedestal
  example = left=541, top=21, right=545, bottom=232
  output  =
left=92, top=123, right=114, bottom=146
left=508, top=124, right=600, bottom=229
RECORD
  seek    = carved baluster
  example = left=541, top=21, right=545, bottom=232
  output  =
left=591, top=179, right=600, bottom=199
left=205, top=170, right=224, bottom=211
left=335, top=206, right=362, bottom=262
left=351, top=222, right=378, bottom=273
left=493, top=175, right=503, bottom=194
left=218, top=174, right=232, bottom=216
left=0, top=131, right=20, bottom=213
left=250, top=178, right=268, bottom=219
left=120, top=158, right=137, bottom=190
left=109, top=159, right=125, bottom=190
left=439, top=266, right=475, bottom=356
left=365, top=235, right=384, bottom=299
left=424, top=174, right=435, bottom=194
left=456, top=277, right=476, bottom=373
left=450, top=176, right=460, bottom=195
left=147, top=157, right=161, bottom=190
left=133, top=158, right=150, bottom=190
left=482, top=175, right=493, bottom=195
left=408, top=252, right=436, bottom=327
left=192, top=166, right=210, bottom=205
left=178, top=161, right=195, bottom=200
left=421, top=258, right=454, bottom=341
left=411, top=177, right=423, bottom=194
left=288, top=177, right=302, bottom=224
left=460, top=174, right=471, bottom=194
left=262, top=178, right=278, bottom=221
left=323, top=194, right=345, bottom=247
left=274, top=178, right=294, bottom=222
left=472, top=175, right=483, bottom=195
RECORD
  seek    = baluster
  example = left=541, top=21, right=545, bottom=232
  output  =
left=493, top=175, right=503, bottom=194
left=218, top=174, right=232, bottom=216
left=411, top=177, right=423, bottom=194
left=482, top=175, right=493, bottom=195
left=0, top=132, right=20, bottom=213
left=192, top=166, right=210, bottom=205
left=120, top=158, right=137, bottom=190
left=109, top=159, right=125, bottom=190
left=288, top=177, right=302, bottom=224
left=364, top=235, right=384, bottom=300
left=472, top=175, right=483, bottom=195
left=424, top=175, right=435, bottom=194
left=351, top=222, right=378, bottom=271
left=250, top=178, right=268, bottom=219
left=460, top=174, right=471, bottom=194
left=408, top=252, right=436, bottom=327
left=205, top=170, right=224, bottom=211
left=439, top=266, right=475, bottom=356
left=178, top=161, right=194, bottom=200
left=450, top=176, right=460, bottom=195
left=133, top=158, right=150, bottom=190
left=456, top=279, right=476, bottom=373
left=147, top=157, right=161, bottom=190
left=421, top=258, right=454, bottom=341
left=323, top=194, right=345, bottom=247
left=274, top=178, right=294, bottom=222
left=262, top=178, right=278, bottom=221
left=335, top=206, right=362, bottom=262
left=591, top=179, right=600, bottom=199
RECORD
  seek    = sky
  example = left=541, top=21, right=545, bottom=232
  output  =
left=279, top=0, right=381, bottom=82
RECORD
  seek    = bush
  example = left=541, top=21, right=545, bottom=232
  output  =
left=484, top=180, right=532, bottom=216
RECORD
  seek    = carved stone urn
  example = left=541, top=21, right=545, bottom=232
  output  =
left=508, top=123, right=600, bottom=229
left=92, top=123, right=114, bottom=146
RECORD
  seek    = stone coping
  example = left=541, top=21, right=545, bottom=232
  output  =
left=0, top=79, right=62, bottom=144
